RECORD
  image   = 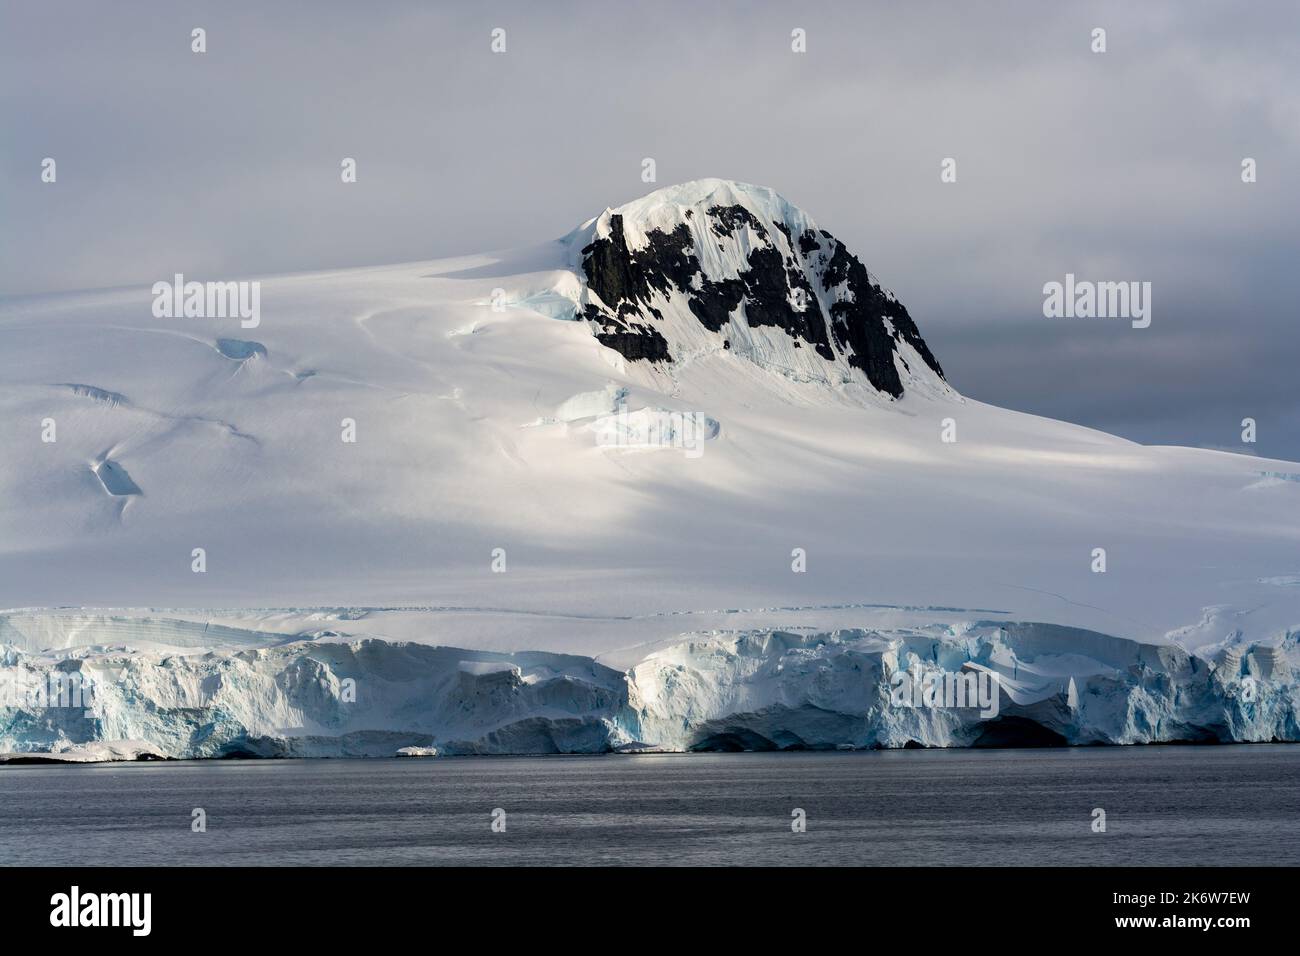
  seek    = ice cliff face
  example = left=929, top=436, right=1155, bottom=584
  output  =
left=570, top=179, right=948, bottom=398
left=0, top=639, right=624, bottom=758
left=2, top=622, right=1295, bottom=759
left=624, top=625, right=1299, bottom=750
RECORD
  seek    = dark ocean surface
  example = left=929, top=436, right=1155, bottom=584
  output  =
left=1, top=745, right=1295, bottom=866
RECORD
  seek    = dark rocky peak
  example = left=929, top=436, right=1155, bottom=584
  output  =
left=569, top=179, right=946, bottom=399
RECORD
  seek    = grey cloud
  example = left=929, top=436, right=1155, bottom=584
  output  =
left=1, top=0, right=1296, bottom=456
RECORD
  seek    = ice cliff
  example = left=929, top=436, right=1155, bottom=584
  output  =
left=2, top=621, right=1296, bottom=759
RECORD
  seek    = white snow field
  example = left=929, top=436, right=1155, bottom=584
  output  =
left=1, top=179, right=1298, bottom=757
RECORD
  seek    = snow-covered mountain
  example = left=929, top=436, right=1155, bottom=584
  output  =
left=569, top=179, right=948, bottom=399
left=1, top=179, right=1298, bottom=757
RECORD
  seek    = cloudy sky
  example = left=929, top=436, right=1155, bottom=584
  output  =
left=3, top=0, right=1298, bottom=457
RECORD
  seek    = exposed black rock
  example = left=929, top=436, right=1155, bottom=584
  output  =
left=580, top=214, right=695, bottom=311
left=732, top=246, right=834, bottom=359
left=773, top=220, right=793, bottom=248
left=687, top=277, right=743, bottom=333
left=583, top=305, right=672, bottom=363
left=821, top=238, right=945, bottom=397
left=577, top=192, right=947, bottom=397
left=706, top=203, right=768, bottom=239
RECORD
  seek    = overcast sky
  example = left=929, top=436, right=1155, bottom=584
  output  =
left=3, top=0, right=1298, bottom=458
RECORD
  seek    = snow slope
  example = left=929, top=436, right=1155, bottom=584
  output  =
left=1, top=179, right=1298, bottom=756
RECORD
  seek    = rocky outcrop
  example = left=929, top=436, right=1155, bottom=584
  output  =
left=574, top=180, right=946, bottom=398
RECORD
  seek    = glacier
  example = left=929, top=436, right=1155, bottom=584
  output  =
left=2, top=179, right=1300, bottom=759
left=1, top=615, right=1296, bottom=759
